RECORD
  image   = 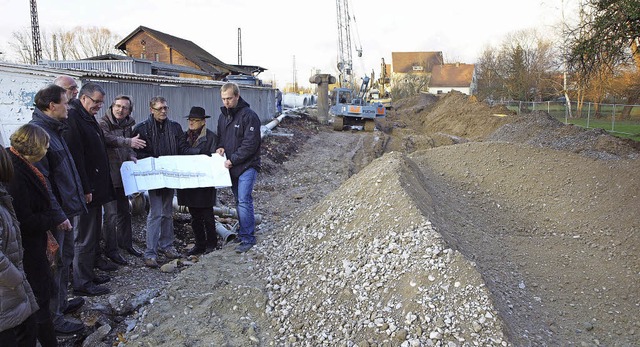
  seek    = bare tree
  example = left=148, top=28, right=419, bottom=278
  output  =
left=9, top=26, right=121, bottom=63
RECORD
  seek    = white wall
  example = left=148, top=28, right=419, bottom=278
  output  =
left=428, top=87, right=472, bottom=95
left=0, top=65, right=62, bottom=146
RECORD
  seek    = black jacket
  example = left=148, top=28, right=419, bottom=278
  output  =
left=132, top=115, right=190, bottom=159
left=177, top=126, right=217, bottom=208
left=98, top=107, right=137, bottom=189
left=63, top=99, right=115, bottom=207
left=30, top=108, right=86, bottom=220
left=7, top=151, right=55, bottom=306
left=216, top=96, right=261, bottom=179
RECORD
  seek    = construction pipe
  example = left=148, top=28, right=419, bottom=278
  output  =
left=261, top=112, right=288, bottom=138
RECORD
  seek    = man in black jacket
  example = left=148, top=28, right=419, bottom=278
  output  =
left=29, top=84, right=87, bottom=335
left=63, top=82, right=115, bottom=297
left=216, top=83, right=261, bottom=253
left=132, top=96, right=191, bottom=268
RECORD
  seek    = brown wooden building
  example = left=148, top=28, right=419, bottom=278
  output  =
left=115, top=26, right=259, bottom=80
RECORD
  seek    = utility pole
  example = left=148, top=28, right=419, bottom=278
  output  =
left=30, top=0, right=43, bottom=64
left=237, top=27, right=242, bottom=65
left=292, top=55, right=298, bottom=93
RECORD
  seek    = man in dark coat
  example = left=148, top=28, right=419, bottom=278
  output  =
left=132, top=96, right=192, bottom=268
left=63, top=82, right=115, bottom=297
left=29, top=83, right=87, bottom=335
left=177, top=106, right=218, bottom=255
left=99, top=95, right=146, bottom=262
left=216, top=83, right=261, bottom=253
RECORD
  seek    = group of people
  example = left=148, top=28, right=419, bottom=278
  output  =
left=0, top=77, right=261, bottom=346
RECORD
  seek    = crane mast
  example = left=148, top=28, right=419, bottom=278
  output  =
left=30, top=0, right=42, bottom=64
left=336, top=0, right=354, bottom=88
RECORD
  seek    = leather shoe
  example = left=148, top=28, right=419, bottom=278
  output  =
left=74, top=283, right=110, bottom=297
left=187, top=246, right=206, bottom=256
left=159, top=247, right=181, bottom=259
left=144, top=257, right=159, bottom=268
left=95, top=257, right=118, bottom=272
left=54, top=319, right=84, bottom=335
left=107, top=253, right=128, bottom=266
left=93, top=274, right=111, bottom=285
left=62, top=297, right=84, bottom=315
left=124, top=245, right=143, bottom=257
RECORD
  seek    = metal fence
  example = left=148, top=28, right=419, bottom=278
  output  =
left=494, top=100, right=640, bottom=137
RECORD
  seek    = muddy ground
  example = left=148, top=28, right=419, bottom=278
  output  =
left=61, top=92, right=639, bottom=346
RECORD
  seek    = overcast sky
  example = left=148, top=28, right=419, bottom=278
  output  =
left=0, top=0, right=580, bottom=88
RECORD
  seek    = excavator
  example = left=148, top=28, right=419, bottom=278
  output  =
left=367, top=58, right=392, bottom=109
left=330, top=0, right=385, bottom=131
left=330, top=76, right=385, bottom=131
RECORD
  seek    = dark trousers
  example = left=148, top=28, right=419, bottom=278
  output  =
left=73, top=205, right=102, bottom=289
left=189, top=207, right=217, bottom=249
left=0, top=314, right=37, bottom=347
left=102, top=187, right=133, bottom=253
left=34, top=301, right=57, bottom=347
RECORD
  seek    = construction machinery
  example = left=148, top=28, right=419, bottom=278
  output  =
left=331, top=0, right=385, bottom=131
left=368, top=57, right=392, bottom=109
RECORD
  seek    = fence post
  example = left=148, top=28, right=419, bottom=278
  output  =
left=612, top=104, right=616, bottom=132
left=587, top=102, right=591, bottom=128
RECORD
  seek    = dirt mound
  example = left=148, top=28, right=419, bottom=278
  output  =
left=489, top=110, right=640, bottom=160
left=258, top=152, right=507, bottom=345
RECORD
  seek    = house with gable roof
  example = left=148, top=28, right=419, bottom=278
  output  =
left=428, top=62, right=477, bottom=95
left=115, top=26, right=262, bottom=81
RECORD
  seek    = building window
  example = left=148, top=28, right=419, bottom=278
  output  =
left=154, top=53, right=159, bottom=61
left=141, top=53, right=146, bottom=59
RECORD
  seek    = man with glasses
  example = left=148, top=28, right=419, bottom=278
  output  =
left=132, top=96, right=191, bottom=268
left=99, top=95, right=147, bottom=267
left=54, top=75, right=79, bottom=100
left=63, top=82, right=115, bottom=297
left=216, top=82, right=262, bottom=253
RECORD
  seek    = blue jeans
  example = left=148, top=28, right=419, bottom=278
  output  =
left=145, top=188, right=175, bottom=258
left=231, top=168, right=257, bottom=245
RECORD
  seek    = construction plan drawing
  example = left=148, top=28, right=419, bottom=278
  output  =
left=120, top=154, right=231, bottom=196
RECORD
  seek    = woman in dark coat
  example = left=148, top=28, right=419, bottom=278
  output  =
left=177, top=107, right=218, bottom=255
left=7, top=124, right=61, bottom=346
left=0, top=145, right=39, bottom=347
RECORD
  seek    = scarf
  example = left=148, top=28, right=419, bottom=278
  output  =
left=10, top=146, right=49, bottom=191
left=149, top=117, right=179, bottom=157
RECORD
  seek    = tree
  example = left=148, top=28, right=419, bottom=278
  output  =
left=9, top=26, right=121, bottom=64
left=566, top=0, right=640, bottom=77
left=566, top=0, right=640, bottom=116
left=475, top=28, right=561, bottom=102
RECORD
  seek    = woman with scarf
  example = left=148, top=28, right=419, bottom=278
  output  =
left=0, top=145, right=39, bottom=346
left=177, top=107, right=219, bottom=255
left=7, top=124, right=63, bottom=346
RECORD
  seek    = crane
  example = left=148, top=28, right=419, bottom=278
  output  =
left=30, top=0, right=43, bottom=64
left=335, top=0, right=362, bottom=89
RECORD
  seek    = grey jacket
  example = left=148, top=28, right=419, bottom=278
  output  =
left=0, top=186, right=38, bottom=332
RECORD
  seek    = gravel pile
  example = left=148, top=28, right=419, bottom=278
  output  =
left=256, top=152, right=508, bottom=346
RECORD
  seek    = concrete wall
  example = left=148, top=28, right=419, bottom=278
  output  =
left=0, top=63, right=276, bottom=147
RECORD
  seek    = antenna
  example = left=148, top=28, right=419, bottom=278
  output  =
left=237, top=27, right=242, bottom=65
left=30, top=0, right=42, bottom=64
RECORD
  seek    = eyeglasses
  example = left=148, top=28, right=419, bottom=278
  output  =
left=65, top=85, right=78, bottom=91
left=113, top=104, right=130, bottom=110
left=152, top=105, right=169, bottom=111
left=84, top=95, right=104, bottom=106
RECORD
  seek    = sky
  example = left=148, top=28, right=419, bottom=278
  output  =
left=0, top=0, right=580, bottom=88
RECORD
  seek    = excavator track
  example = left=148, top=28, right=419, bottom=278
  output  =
left=333, top=116, right=344, bottom=131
